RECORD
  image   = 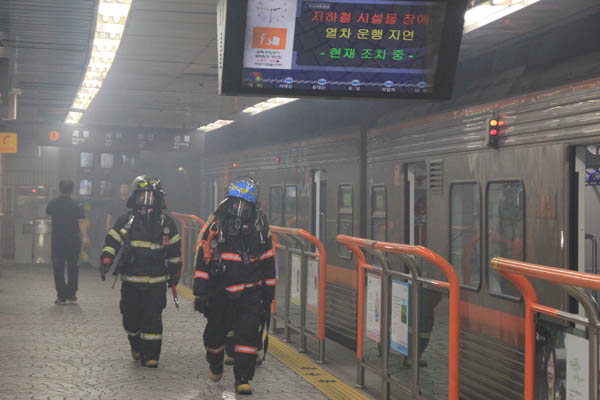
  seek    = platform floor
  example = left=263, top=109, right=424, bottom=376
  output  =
left=0, top=264, right=328, bottom=400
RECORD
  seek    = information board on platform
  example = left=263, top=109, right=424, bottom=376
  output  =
left=220, top=0, right=467, bottom=99
left=291, top=253, right=302, bottom=306
left=366, top=273, right=381, bottom=342
left=565, top=334, right=588, bottom=400
left=390, top=280, right=409, bottom=355
left=307, top=258, right=319, bottom=310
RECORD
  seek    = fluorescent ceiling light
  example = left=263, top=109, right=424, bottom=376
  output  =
left=464, top=0, right=541, bottom=34
left=65, top=111, right=83, bottom=125
left=197, top=120, right=235, bottom=132
left=65, top=0, right=132, bottom=123
left=242, top=97, right=299, bottom=116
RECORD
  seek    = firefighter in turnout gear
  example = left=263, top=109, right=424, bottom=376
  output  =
left=193, top=177, right=275, bottom=395
left=100, top=175, right=182, bottom=368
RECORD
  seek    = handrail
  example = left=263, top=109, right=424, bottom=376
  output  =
left=491, top=257, right=600, bottom=400
left=270, top=226, right=328, bottom=345
left=492, top=257, right=600, bottom=290
left=171, top=212, right=205, bottom=227
left=337, top=234, right=461, bottom=400
left=170, top=212, right=205, bottom=285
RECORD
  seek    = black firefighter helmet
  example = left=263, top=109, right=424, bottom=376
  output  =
left=126, top=175, right=166, bottom=209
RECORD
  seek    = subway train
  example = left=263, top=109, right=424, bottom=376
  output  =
left=184, top=12, right=600, bottom=398
left=190, top=73, right=600, bottom=400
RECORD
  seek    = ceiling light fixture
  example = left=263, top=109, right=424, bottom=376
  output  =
left=65, top=111, right=83, bottom=125
left=242, top=97, right=299, bottom=116
left=463, top=0, right=541, bottom=34
left=197, top=120, right=235, bottom=132
left=65, top=0, right=132, bottom=124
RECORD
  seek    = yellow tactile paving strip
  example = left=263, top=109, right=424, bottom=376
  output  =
left=267, top=337, right=372, bottom=400
left=176, top=284, right=371, bottom=400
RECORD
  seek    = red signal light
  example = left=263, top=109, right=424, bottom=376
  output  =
left=31, top=188, right=37, bottom=193
left=487, top=114, right=505, bottom=148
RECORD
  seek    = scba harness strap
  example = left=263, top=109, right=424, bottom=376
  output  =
left=115, top=212, right=172, bottom=275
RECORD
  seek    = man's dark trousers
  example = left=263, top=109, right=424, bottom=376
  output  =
left=51, top=242, right=80, bottom=300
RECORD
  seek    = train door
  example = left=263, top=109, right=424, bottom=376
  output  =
left=312, top=170, right=327, bottom=241
left=405, top=162, right=427, bottom=247
left=571, top=145, right=600, bottom=297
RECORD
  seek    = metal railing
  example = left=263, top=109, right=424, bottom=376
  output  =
left=270, top=226, right=327, bottom=363
left=170, top=212, right=205, bottom=288
left=337, top=234, right=461, bottom=400
left=492, top=257, right=600, bottom=400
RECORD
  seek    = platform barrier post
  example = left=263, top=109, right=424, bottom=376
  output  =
left=492, top=257, right=600, bottom=400
left=337, top=234, right=461, bottom=400
left=299, top=241, right=308, bottom=353
left=270, top=226, right=328, bottom=363
left=170, top=212, right=205, bottom=289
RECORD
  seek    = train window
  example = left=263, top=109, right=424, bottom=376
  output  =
left=338, top=185, right=353, bottom=258
left=269, top=186, right=283, bottom=227
left=450, top=182, right=481, bottom=290
left=487, top=181, right=524, bottom=298
left=284, top=185, right=298, bottom=228
left=371, top=186, right=387, bottom=241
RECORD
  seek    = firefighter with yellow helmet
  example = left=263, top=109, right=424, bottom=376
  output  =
left=100, top=175, right=182, bottom=368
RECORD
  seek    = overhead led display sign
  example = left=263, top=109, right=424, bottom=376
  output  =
left=219, top=0, right=467, bottom=99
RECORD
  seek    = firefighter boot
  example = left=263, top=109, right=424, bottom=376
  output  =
left=143, top=359, right=159, bottom=368
left=208, top=364, right=224, bottom=382
left=235, top=380, right=252, bottom=395
left=131, top=348, right=141, bottom=361
left=206, top=348, right=224, bottom=382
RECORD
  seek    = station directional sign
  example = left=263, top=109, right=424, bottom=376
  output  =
left=35, top=125, right=197, bottom=152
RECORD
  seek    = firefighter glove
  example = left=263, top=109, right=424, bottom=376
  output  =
left=194, top=294, right=210, bottom=315
left=262, top=287, right=275, bottom=305
left=100, top=257, right=113, bottom=281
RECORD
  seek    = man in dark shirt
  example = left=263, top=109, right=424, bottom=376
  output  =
left=46, top=180, right=90, bottom=305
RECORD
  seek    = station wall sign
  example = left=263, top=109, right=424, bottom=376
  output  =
left=0, top=132, right=18, bottom=153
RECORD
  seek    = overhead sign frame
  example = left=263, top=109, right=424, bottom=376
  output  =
left=218, top=0, right=468, bottom=100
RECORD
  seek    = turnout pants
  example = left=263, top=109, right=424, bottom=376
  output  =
left=51, top=244, right=80, bottom=300
left=120, top=282, right=167, bottom=362
left=204, top=288, right=262, bottom=382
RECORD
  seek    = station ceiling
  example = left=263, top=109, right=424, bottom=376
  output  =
left=1, top=0, right=599, bottom=131
left=0, top=0, right=95, bottom=123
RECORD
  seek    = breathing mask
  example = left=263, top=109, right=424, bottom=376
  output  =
left=135, top=191, right=156, bottom=208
